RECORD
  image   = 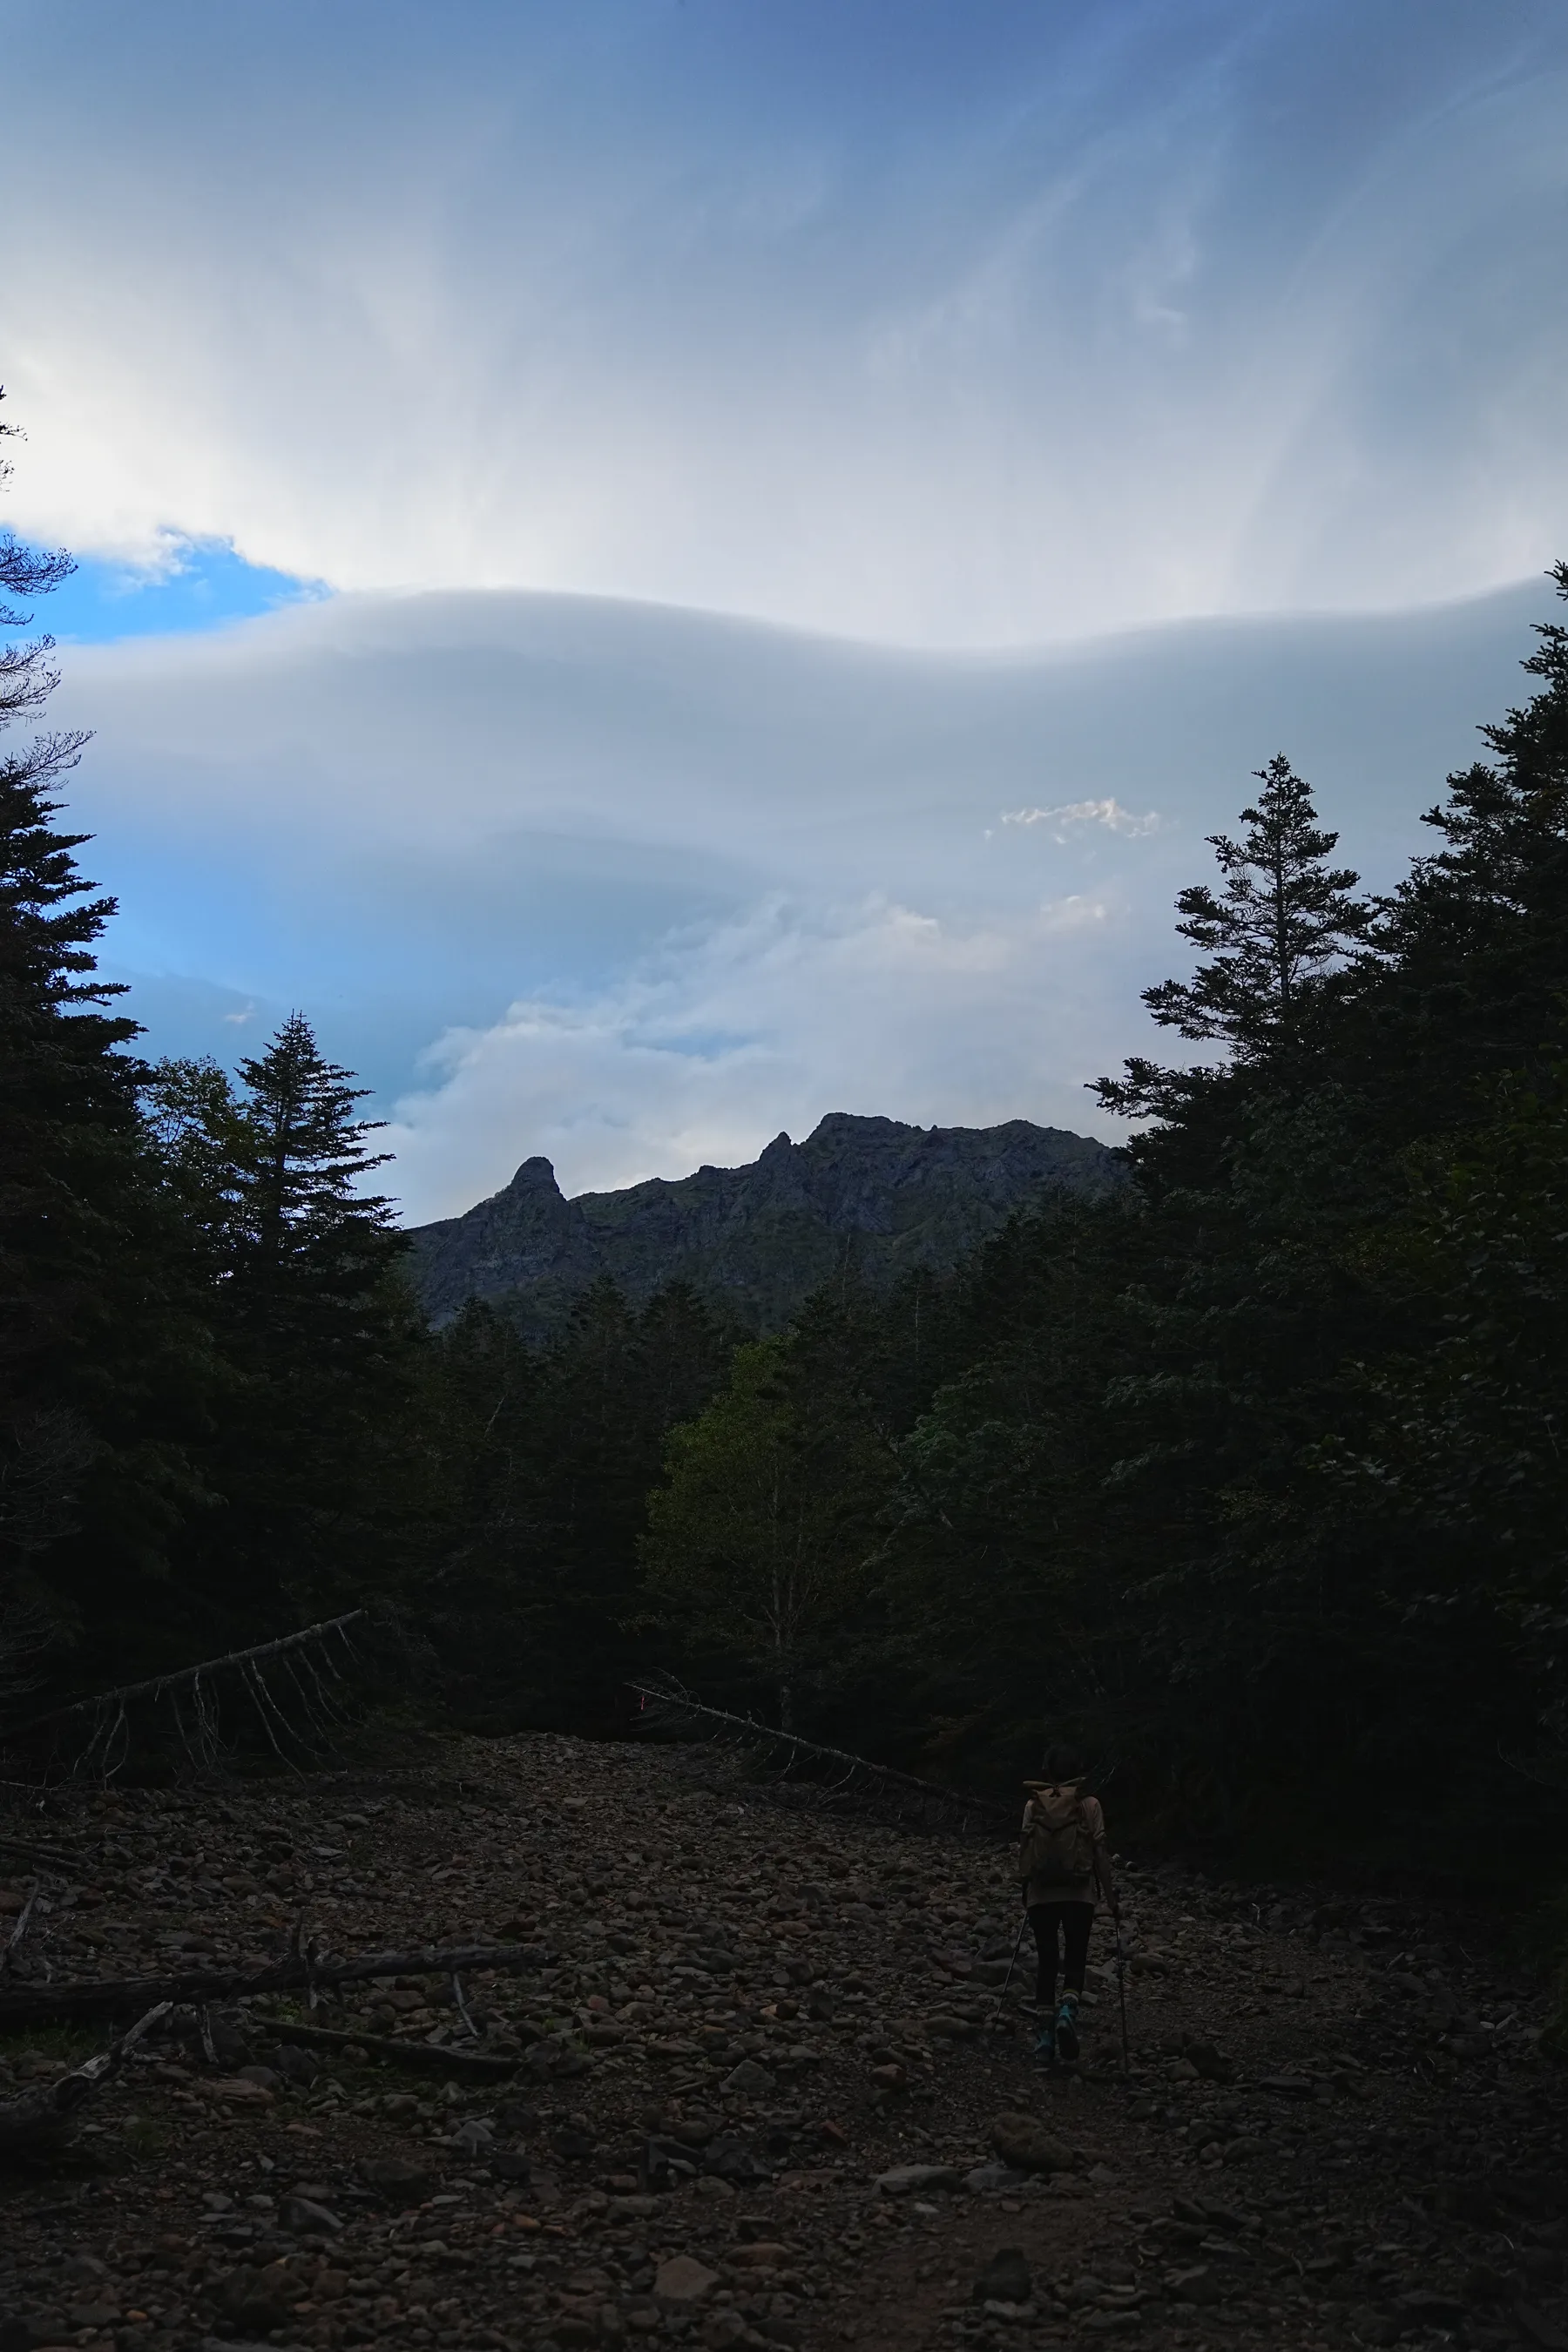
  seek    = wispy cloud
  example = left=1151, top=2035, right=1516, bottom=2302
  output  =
left=46, top=580, right=1542, bottom=1217
left=1002, top=799, right=1162, bottom=842
left=4, top=3, right=1567, bottom=645
left=383, top=889, right=1130, bottom=1216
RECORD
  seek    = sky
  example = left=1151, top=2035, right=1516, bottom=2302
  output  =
left=5, top=1, right=1567, bottom=1218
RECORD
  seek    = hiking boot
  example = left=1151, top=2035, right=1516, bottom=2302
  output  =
left=1056, top=1994, right=1080, bottom=2063
left=1031, top=2023, right=1056, bottom=2069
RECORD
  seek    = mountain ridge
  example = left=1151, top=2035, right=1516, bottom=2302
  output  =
left=407, top=1111, right=1125, bottom=1334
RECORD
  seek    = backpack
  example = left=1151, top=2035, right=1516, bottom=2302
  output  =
left=1021, top=1782, right=1095, bottom=1889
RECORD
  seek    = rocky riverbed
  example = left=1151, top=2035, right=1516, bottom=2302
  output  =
left=0, top=1734, right=1562, bottom=2352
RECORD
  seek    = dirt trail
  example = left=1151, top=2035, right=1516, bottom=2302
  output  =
left=0, top=1734, right=1562, bottom=2352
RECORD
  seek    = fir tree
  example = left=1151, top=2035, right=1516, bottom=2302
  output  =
left=1, top=392, right=132, bottom=1571
left=0, top=395, right=212, bottom=1664
left=147, top=1018, right=422, bottom=1629
left=1097, top=755, right=1370, bottom=1137
left=1366, top=564, right=1568, bottom=1121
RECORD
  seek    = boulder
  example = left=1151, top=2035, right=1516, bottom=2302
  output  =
left=214, top=2262, right=303, bottom=2335
left=358, top=2156, right=435, bottom=2205
left=280, top=2194, right=341, bottom=2234
left=448, top=2117, right=495, bottom=2155
left=1186, top=2040, right=1233, bottom=2081
left=655, top=2254, right=720, bottom=2308
left=990, top=2112, right=1080, bottom=2175
left=973, top=2248, right=1032, bottom=2306
left=720, top=2058, right=775, bottom=2098
left=875, top=2162, right=959, bottom=2197
left=964, top=2161, right=1027, bottom=2193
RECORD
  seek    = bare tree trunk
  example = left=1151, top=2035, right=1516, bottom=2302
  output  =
left=0, top=1939, right=544, bottom=2032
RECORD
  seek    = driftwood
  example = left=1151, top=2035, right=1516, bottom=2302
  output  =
left=0, top=1940, right=545, bottom=2032
left=253, top=2015, right=521, bottom=2081
left=0, top=2000, right=169, bottom=2161
left=631, top=1680, right=1011, bottom=1825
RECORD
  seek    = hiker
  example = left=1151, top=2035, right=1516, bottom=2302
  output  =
left=1020, top=1744, right=1114, bottom=2066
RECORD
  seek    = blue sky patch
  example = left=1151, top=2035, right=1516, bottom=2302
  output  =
left=30, top=537, right=327, bottom=645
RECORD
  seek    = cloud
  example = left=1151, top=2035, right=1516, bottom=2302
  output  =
left=4, top=3, right=1568, bottom=645
left=1002, top=799, right=1161, bottom=841
left=384, top=889, right=1127, bottom=1217
left=36, top=576, right=1544, bottom=1219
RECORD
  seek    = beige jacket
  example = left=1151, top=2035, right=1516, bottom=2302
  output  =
left=1020, top=1788, right=1109, bottom=1911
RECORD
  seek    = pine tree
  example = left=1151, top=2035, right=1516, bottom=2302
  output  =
left=0, top=395, right=213, bottom=1669
left=146, top=1017, right=422, bottom=1629
left=1, top=393, right=139, bottom=1577
left=234, top=1014, right=392, bottom=1277
left=1366, top=564, right=1568, bottom=1121
left=1096, top=755, right=1370, bottom=1137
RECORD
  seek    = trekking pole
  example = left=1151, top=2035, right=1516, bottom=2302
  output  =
left=991, top=1914, right=1029, bottom=2030
left=1112, top=1895, right=1131, bottom=2074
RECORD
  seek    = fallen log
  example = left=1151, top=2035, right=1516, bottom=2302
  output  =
left=252, top=2015, right=523, bottom=2081
left=0, top=1835, right=80, bottom=1874
left=7, top=1610, right=368, bottom=1738
left=631, top=1680, right=1012, bottom=1823
left=0, top=1940, right=547, bottom=2032
left=0, top=2000, right=169, bottom=2162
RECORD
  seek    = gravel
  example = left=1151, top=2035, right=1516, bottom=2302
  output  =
left=0, top=1732, right=1562, bottom=2352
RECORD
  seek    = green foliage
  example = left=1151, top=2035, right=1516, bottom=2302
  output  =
left=412, top=1279, right=736, bottom=1730
left=643, top=1329, right=891, bottom=1727
left=137, top=1024, right=424, bottom=1642
left=859, top=592, right=1568, bottom=1875
left=625, top=587, right=1568, bottom=1884
left=1096, top=754, right=1371, bottom=1137
left=0, top=402, right=429, bottom=1693
left=0, top=414, right=218, bottom=1672
left=5, top=361, right=1568, bottom=1917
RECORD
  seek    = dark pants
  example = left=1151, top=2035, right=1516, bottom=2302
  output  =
left=1029, top=1901, right=1092, bottom=2006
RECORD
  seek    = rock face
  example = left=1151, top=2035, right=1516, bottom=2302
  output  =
left=408, top=1112, right=1125, bottom=1332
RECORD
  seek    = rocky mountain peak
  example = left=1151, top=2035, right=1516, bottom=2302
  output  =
left=408, top=1113, right=1125, bottom=1335
left=503, top=1154, right=566, bottom=1197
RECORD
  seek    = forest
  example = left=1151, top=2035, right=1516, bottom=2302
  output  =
left=4, top=409, right=1566, bottom=1893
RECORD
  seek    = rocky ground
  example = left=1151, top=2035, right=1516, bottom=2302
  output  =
left=0, top=1733, right=1563, bottom=2352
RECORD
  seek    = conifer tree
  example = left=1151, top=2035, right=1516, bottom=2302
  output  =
left=147, top=1018, right=421, bottom=1626
left=1097, top=755, right=1370, bottom=1133
left=0, top=392, right=164, bottom=1596
left=1367, top=564, right=1568, bottom=1120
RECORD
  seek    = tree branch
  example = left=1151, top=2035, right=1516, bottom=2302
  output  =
left=0, top=1939, right=546, bottom=2031
left=5, top=1611, right=368, bottom=1740
left=630, top=1680, right=1010, bottom=1821
left=0, top=2000, right=170, bottom=2160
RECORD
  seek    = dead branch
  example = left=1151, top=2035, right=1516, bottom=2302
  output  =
left=7, top=1611, right=368, bottom=1739
left=0, top=1939, right=546, bottom=2031
left=631, top=1680, right=1010, bottom=1823
left=0, top=1835, right=78, bottom=1874
left=0, top=2000, right=170, bottom=2162
left=252, top=2016, right=522, bottom=2081
left=1, top=1889, right=38, bottom=1981
left=449, top=1970, right=478, bottom=2038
